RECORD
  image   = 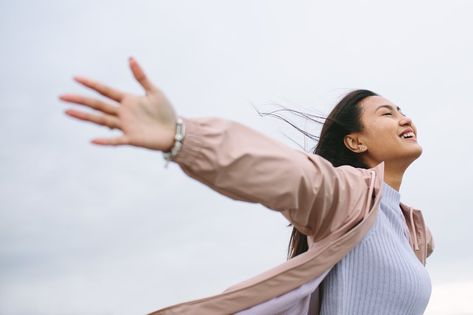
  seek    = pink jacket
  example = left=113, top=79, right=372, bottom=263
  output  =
left=149, top=117, right=434, bottom=315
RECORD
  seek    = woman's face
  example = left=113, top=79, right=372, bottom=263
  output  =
left=347, top=95, right=423, bottom=169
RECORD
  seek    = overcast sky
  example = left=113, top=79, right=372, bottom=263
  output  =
left=1, top=0, right=472, bottom=314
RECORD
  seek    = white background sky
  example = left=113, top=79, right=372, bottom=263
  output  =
left=1, top=1, right=472, bottom=314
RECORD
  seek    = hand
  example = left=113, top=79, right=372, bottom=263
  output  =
left=60, top=57, right=177, bottom=151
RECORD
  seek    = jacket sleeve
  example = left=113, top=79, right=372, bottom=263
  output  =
left=173, top=117, right=372, bottom=238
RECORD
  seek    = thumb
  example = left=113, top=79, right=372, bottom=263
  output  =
left=129, top=57, right=157, bottom=93
left=91, top=135, right=130, bottom=146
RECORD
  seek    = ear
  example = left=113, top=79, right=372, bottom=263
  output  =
left=344, top=134, right=367, bottom=153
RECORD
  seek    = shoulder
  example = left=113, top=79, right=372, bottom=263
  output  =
left=295, top=155, right=385, bottom=238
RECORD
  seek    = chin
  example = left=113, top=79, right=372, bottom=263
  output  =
left=406, top=144, right=423, bottom=162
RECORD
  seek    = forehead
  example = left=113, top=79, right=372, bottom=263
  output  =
left=359, top=95, right=398, bottom=112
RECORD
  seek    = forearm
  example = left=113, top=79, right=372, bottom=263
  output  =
left=173, top=117, right=358, bottom=235
left=175, top=117, right=311, bottom=208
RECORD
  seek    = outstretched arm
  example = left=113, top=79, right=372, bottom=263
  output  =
left=60, top=59, right=373, bottom=238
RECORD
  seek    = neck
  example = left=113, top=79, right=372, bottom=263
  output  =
left=364, top=158, right=409, bottom=191
left=382, top=162, right=410, bottom=191
left=383, top=170, right=403, bottom=191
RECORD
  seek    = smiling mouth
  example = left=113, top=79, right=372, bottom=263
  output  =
left=400, top=131, right=416, bottom=140
left=399, top=131, right=416, bottom=139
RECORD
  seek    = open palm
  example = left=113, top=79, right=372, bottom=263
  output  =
left=60, top=57, right=177, bottom=151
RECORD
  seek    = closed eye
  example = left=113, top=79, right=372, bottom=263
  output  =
left=382, top=112, right=392, bottom=116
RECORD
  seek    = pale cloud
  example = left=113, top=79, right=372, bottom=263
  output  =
left=1, top=0, right=472, bottom=314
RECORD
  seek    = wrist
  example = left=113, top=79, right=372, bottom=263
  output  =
left=162, top=117, right=185, bottom=166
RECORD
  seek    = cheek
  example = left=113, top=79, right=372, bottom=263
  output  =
left=363, top=125, right=399, bottom=155
left=363, top=124, right=391, bottom=146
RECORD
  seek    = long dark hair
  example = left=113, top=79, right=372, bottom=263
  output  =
left=263, top=89, right=378, bottom=259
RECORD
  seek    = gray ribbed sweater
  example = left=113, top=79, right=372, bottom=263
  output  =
left=320, top=183, right=431, bottom=314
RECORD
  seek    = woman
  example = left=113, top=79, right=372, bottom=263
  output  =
left=60, top=58, right=433, bottom=314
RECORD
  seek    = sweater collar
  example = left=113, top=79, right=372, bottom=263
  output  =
left=382, top=182, right=401, bottom=206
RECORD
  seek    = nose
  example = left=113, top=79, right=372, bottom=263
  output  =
left=399, top=115, right=413, bottom=126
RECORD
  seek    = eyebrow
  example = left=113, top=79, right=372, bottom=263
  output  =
left=376, top=104, right=402, bottom=112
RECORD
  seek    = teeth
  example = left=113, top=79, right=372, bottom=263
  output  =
left=401, top=132, right=415, bottom=139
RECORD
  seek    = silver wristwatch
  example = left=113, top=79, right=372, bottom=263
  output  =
left=162, top=118, right=185, bottom=167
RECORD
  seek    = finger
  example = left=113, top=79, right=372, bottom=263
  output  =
left=65, top=108, right=121, bottom=130
left=74, top=76, right=125, bottom=102
left=59, top=94, right=119, bottom=116
left=129, top=57, right=157, bottom=93
left=91, top=136, right=130, bottom=146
